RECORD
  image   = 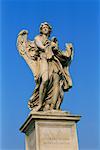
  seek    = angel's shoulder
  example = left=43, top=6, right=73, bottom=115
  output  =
left=34, top=34, right=42, bottom=41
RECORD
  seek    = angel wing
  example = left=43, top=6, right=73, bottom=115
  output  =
left=17, top=30, right=40, bottom=81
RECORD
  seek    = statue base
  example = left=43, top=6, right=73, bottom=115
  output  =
left=20, top=110, right=81, bottom=150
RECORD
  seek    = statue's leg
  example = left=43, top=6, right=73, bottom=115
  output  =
left=56, top=84, right=64, bottom=110
left=32, top=58, right=49, bottom=111
left=50, top=73, right=60, bottom=110
left=39, top=58, right=49, bottom=110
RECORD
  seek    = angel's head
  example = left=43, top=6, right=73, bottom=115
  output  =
left=39, top=22, right=52, bottom=36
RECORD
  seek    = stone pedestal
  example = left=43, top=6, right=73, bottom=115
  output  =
left=20, top=111, right=81, bottom=150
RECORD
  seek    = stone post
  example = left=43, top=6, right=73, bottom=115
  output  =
left=20, top=111, right=81, bottom=150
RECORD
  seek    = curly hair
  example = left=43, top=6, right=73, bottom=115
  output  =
left=39, top=22, right=52, bottom=36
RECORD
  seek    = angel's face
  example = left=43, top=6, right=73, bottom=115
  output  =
left=41, top=25, right=49, bottom=35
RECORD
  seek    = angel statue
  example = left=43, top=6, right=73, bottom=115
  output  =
left=17, top=22, right=73, bottom=112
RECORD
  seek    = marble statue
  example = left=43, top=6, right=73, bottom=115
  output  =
left=17, top=22, right=73, bottom=111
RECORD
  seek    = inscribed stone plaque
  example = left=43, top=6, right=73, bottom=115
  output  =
left=36, top=121, right=78, bottom=150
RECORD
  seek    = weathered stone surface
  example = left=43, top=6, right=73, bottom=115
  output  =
left=17, top=22, right=74, bottom=111
left=20, top=111, right=81, bottom=150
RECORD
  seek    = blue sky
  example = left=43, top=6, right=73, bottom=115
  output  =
left=0, top=0, right=100, bottom=150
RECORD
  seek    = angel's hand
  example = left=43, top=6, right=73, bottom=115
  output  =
left=51, top=41, right=57, bottom=48
left=44, top=43, right=50, bottom=49
left=65, top=43, right=73, bottom=57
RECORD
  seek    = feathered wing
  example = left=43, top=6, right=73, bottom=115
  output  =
left=17, top=30, right=40, bottom=81
left=17, top=30, right=28, bottom=55
left=17, top=30, right=41, bottom=110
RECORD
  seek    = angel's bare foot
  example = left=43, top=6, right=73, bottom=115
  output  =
left=43, top=104, right=50, bottom=111
left=50, top=103, right=55, bottom=110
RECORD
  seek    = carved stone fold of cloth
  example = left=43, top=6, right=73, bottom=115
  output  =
left=30, top=56, right=39, bottom=61
left=47, top=56, right=55, bottom=62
